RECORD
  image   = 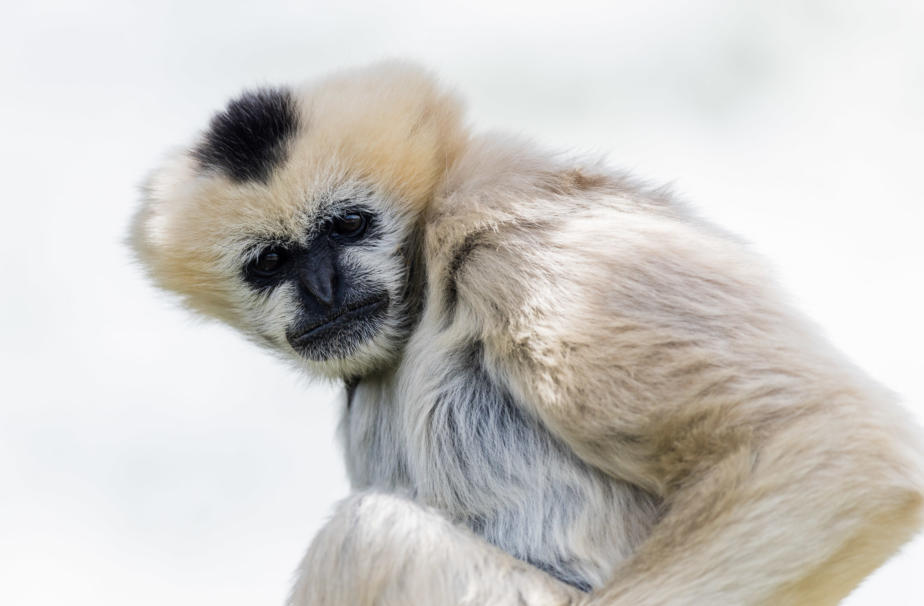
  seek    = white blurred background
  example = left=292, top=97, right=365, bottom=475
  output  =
left=2, top=1, right=922, bottom=604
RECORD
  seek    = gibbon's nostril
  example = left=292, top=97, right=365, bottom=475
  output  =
left=299, top=260, right=336, bottom=307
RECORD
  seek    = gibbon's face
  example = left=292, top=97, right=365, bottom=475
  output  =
left=130, top=63, right=465, bottom=379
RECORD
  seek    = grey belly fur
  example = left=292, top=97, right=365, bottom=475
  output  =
left=339, top=342, right=658, bottom=592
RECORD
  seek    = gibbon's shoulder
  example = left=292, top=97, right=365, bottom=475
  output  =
left=424, top=136, right=785, bottom=373
left=427, top=136, right=733, bottom=286
left=428, top=132, right=711, bottom=252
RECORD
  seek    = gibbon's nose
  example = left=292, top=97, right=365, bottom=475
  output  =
left=298, top=248, right=337, bottom=308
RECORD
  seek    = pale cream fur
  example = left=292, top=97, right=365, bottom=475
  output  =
left=130, top=62, right=924, bottom=605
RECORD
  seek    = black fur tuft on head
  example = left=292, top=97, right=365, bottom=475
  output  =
left=193, top=87, right=300, bottom=184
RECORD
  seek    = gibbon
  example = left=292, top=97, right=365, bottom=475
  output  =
left=129, top=62, right=924, bottom=605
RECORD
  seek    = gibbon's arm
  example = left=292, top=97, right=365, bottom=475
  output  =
left=288, top=492, right=582, bottom=606
left=435, top=180, right=924, bottom=605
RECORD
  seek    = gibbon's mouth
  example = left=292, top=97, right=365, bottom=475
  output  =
left=286, top=296, right=389, bottom=348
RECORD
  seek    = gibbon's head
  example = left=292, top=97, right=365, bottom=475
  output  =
left=130, top=62, right=467, bottom=379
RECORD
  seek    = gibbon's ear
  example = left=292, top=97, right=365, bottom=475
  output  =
left=129, top=149, right=194, bottom=288
left=128, top=150, right=240, bottom=323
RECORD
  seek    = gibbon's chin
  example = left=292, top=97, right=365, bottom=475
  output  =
left=285, top=296, right=390, bottom=362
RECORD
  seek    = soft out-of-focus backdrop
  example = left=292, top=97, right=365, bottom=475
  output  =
left=2, top=1, right=922, bottom=604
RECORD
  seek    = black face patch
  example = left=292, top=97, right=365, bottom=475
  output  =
left=193, top=87, right=300, bottom=184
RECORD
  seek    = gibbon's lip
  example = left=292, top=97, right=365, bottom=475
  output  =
left=287, top=297, right=388, bottom=345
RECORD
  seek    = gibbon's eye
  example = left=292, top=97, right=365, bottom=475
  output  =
left=251, top=248, right=288, bottom=277
left=330, top=213, right=368, bottom=240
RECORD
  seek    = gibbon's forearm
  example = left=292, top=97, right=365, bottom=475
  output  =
left=581, top=423, right=924, bottom=606
left=288, top=492, right=582, bottom=606
left=290, top=445, right=923, bottom=606
left=289, top=462, right=921, bottom=606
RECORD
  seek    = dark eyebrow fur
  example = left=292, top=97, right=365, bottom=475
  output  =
left=193, top=87, right=300, bottom=184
